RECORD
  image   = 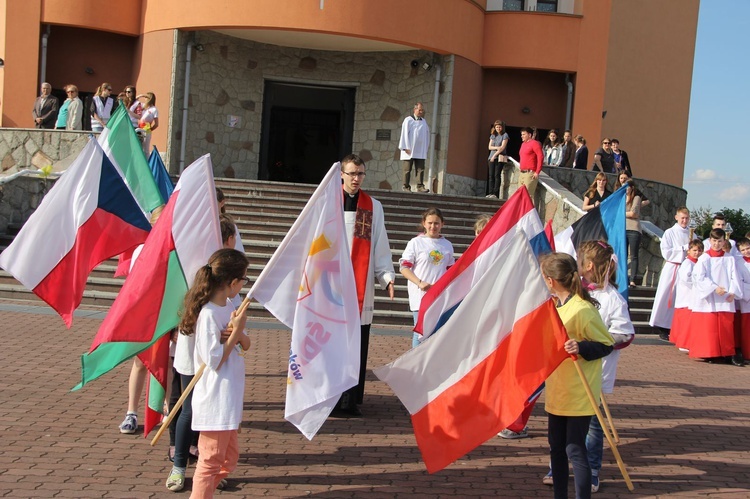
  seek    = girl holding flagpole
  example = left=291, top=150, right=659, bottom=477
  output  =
left=577, top=241, right=634, bottom=493
left=399, top=207, right=455, bottom=347
left=169, top=248, right=250, bottom=497
left=540, top=252, right=614, bottom=499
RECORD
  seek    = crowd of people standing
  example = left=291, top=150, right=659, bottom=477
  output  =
left=32, top=81, right=158, bottom=154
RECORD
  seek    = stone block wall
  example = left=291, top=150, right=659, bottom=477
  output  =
left=0, top=129, right=91, bottom=175
left=168, top=31, right=453, bottom=192
left=0, top=175, right=58, bottom=234
left=500, top=165, right=683, bottom=286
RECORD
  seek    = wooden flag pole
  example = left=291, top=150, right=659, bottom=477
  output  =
left=150, top=296, right=251, bottom=447
left=572, top=358, right=634, bottom=491
left=600, top=393, right=620, bottom=444
left=150, top=363, right=205, bottom=446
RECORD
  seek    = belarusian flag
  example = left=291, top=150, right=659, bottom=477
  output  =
left=73, top=155, right=222, bottom=435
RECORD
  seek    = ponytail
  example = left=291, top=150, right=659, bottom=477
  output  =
left=179, top=248, right=249, bottom=335
left=540, top=252, right=599, bottom=308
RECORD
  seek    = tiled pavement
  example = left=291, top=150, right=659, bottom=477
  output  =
left=0, top=302, right=749, bottom=498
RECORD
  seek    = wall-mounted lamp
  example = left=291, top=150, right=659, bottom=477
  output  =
left=421, top=62, right=432, bottom=71
left=0, top=58, right=4, bottom=68
left=84, top=66, right=95, bottom=75
left=194, top=44, right=205, bottom=52
left=521, top=106, right=531, bottom=114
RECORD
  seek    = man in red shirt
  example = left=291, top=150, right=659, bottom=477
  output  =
left=519, top=127, right=543, bottom=202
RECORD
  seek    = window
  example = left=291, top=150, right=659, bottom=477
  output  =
left=536, top=0, right=558, bottom=12
left=502, top=0, right=524, bottom=10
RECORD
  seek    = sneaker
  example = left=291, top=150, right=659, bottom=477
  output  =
left=118, top=413, right=137, bottom=434
left=678, top=348, right=689, bottom=353
left=499, top=427, right=529, bottom=439
left=658, top=332, right=670, bottom=342
left=486, top=194, right=497, bottom=198
left=542, top=471, right=553, bottom=486
left=417, top=185, right=429, bottom=193
left=402, top=185, right=411, bottom=192
left=166, top=471, right=185, bottom=492
left=591, top=475, right=600, bottom=493
left=217, top=478, right=228, bottom=490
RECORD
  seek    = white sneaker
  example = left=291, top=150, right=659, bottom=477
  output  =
left=498, top=426, right=529, bottom=439
left=119, top=413, right=137, bottom=434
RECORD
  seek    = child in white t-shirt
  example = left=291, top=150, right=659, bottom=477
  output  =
left=175, top=249, right=250, bottom=497
left=399, top=208, right=455, bottom=347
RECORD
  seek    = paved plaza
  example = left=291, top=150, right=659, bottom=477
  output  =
left=0, top=302, right=749, bottom=498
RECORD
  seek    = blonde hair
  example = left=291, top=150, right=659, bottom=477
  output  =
left=577, top=240, right=617, bottom=288
left=474, top=214, right=492, bottom=236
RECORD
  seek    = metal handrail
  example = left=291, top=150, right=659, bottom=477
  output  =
left=0, top=169, right=63, bottom=186
left=508, top=157, right=585, bottom=216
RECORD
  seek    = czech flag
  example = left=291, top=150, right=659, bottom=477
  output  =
left=0, top=139, right=151, bottom=327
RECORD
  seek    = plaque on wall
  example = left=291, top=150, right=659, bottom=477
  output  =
left=376, top=129, right=391, bottom=141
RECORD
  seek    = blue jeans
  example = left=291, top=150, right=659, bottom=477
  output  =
left=412, top=311, right=421, bottom=348
left=586, top=412, right=604, bottom=477
left=173, top=373, right=197, bottom=468
left=626, top=230, right=641, bottom=283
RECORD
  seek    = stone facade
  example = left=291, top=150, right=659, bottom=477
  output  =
left=167, top=30, right=453, bottom=192
left=0, top=174, right=58, bottom=235
left=0, top=129, right=91, bottom=176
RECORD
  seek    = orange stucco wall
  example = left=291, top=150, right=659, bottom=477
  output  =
left=601, top=0, right=698, bottom=186
left=446, top=56, right=484, bottom=180
left=1, top=0, right=43, bottom=128
left=45, top=26, right=137, bottom=94
left=567, top=0, right=612, bottom=154
left=482, top=12, right=581, bottom=72
left=131, top=29, right=174, bottom=153
left=40, top=0, right=142, bottom=36
left=140, top=0, right=486, bottom=64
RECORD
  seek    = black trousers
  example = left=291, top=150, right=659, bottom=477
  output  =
left=548, top=413, right=593, bottom=499
left=336, top=324, right=371, bottom=409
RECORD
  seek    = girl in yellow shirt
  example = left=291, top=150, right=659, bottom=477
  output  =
left=540, top=253, right=614, bottom=499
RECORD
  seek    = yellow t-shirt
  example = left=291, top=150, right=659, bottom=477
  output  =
left=545, top=295, right=614, bottom=416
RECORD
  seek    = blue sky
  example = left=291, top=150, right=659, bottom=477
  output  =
left=683, top=0, right=749, bottom=212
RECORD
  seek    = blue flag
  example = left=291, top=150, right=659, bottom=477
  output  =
left=148, top=146, right=174, bottom=204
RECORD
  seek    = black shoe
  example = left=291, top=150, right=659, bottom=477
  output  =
left=658, top=332, right=670, bottom=342
left=731, top=354, right=745, bottom=367
left=329, top=406, right=362, bottom=418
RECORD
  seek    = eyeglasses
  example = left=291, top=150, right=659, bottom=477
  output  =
left=105, top=87, right=112, bottom=91
left=602, top=141, right=610, bottom=145
left=242, top=276, right=250, bottom=285
left=126, top=90, right=134, bottom=94
left=342, top=171, right=366, bottom=178
left=66, top=91, right=75, bottom=94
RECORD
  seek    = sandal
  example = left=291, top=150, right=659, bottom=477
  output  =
left=166, top=471, right=185, bottom=492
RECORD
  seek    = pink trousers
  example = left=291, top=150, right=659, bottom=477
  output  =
left=189, top=430, right=238, bottom=499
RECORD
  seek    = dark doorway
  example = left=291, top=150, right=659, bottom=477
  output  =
left=259, top=81, right=355, bottom=184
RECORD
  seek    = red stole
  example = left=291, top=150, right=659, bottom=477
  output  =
left=687, top=256, right=698, bottom=263
left=744, top=256, right=750, bottom=263
left=346, top=190, right=374, bottom=314
left=707, top=249, right=725, bottom=258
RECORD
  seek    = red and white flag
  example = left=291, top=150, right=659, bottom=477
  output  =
left=249, top=163, right=361, bottom=440
left=374, top=233, right=569, bottom=473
